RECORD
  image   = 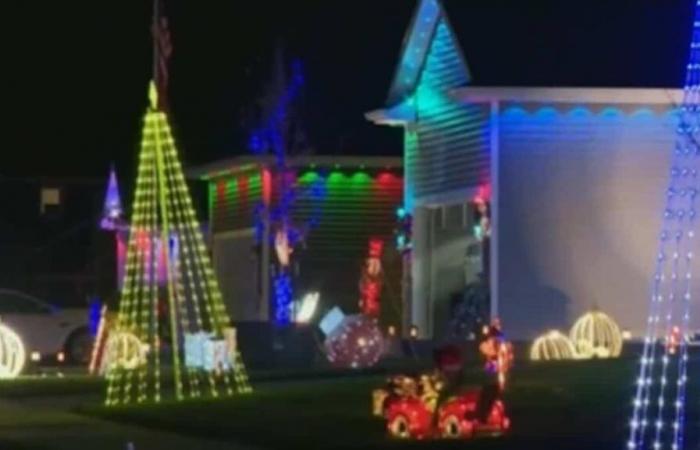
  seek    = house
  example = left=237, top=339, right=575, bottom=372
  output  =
left=0, top=176, right=115, bottom=307
left=189, top=155, right=404, bottom=328
left=367, top=0, right=688, bottom=339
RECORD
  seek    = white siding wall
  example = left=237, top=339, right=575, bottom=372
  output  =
left=498, top=103, right=680, bottom=339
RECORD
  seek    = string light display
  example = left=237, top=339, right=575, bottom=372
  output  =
left=394, top=206, right=412, bottom=253
left=627, top=4, right=700, bottom=449
left=359, top=238, right=385, bottom=316
left=104, top=83, right=252, bottom=405
left=100, top=166, right=125, bottom=231
left=324, top=314, right=385, bottom=369
left=530, top=330, right=577, bottom=361
left=295, top=291, right=320, bottom=324
left=249, top=60, right=316, bottom=326
left=104, top=331, right=149, bottom=371
left=569, top=310, right=623, bottom=359
left=273, top=271, right=293, bottom=325
left=89, top=304, right=110, bottom=375
left=0, top=323, right=25, bottom=379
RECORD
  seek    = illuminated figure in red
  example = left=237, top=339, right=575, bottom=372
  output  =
left=479, top=319, right=513, bottom=390
left=359, top=238, right=384, bottom=317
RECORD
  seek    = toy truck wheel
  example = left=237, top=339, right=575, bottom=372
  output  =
left=388, top=414, right=411, bottom=438
left=440, top=414, right=473, bottom=439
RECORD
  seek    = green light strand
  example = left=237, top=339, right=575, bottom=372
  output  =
left=168, top=151, right=249, bottom=394
left=166, top=142, right=227, bottom=397
left=162, top=134, right=204, bottom=400
left=167, top=154, right=217, bottom=398
left=153, top=111, right=184, bottom=401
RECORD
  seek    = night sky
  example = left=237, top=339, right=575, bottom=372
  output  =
left=1, top=0, right=695, bottom=180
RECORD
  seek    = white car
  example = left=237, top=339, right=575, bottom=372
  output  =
left=0, top=289, right=93, bottom=364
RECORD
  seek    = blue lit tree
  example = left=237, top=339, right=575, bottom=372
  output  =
left=248, top=45, right=324, bottom=326
left=627, top=3, right=700, bottom=449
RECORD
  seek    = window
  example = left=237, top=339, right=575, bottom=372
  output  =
left=40, top=187, right=62, bottom=215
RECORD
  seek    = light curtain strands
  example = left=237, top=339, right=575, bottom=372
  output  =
left=627, top=4, right=700, bottom=449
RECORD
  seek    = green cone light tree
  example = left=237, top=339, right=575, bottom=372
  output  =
left=104, top=82, right=252, bottom=405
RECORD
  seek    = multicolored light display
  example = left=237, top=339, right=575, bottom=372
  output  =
left=100, top=166, right=125, bottom=231
left=89, top=304, right=109, bottom=375
left=627, top=4, right=700, bottom=449
left=105, top=83, right=251, bottom=405
left=248, top=60, right=310, bottom=326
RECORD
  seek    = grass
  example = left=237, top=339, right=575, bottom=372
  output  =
left=0, top=375, right=103, bottom=398
left=82, top=357, right=667, bottom=450
left=0, top=365, right=422, bottom=400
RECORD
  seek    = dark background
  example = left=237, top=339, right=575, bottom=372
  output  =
left=0, top=0, right=693, bottom=306
left=1, top=0, right=693, bottom=179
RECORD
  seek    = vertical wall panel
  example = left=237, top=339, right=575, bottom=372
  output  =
left=498, top=103, right=678, bottom=339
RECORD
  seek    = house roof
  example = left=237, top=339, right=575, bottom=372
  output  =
left=382, top=0, right=694, bottom=109
left=188, top=155, right=403, bottom=181
left=366, top=87, right=684, bottom=126
left=385, top=0, right=470, bottom=105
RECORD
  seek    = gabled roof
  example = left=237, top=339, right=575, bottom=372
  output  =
left=382, top=0, right=693, bottom=104
left=370, top=0, right=692, bottom=125
left=385, top=0, right=469, bottom=106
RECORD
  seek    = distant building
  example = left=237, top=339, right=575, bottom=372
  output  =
left=367, top=0, right=682, bottom=339
left=0, top=176, right=115, bottom=306
left=190, top=155, right=404, bottom=327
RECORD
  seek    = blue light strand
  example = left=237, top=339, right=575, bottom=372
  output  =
left=628, top=3, right=700, bottom=449
left=249, top=60, right=306, bottom=248
left=273, top=272, right=293, bottom=326
left=670, top=55, right=700, bottom=450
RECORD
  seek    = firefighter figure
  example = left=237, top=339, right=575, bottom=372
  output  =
left=477, top=319, right=512, bottom=420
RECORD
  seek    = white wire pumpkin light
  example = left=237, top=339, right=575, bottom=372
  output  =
left=569, top=310, right=623, bottom=359
left=104, top=331, right=148, bottom=371
left=530, top=330, right=578, bottom=361
left=0, top=323, right=26, bottom=379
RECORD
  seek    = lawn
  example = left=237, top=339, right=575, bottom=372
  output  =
left=0, top=365, right=424, bottom=399
left=0, top=375, right=103, bottom=398
left=80, top=357, right=689, bottom=450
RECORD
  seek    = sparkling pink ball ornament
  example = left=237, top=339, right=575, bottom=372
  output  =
left=324, top=314, right=385, bottom=369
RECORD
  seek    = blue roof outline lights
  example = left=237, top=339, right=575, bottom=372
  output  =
left=387, top=0, right=469, bottom=106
